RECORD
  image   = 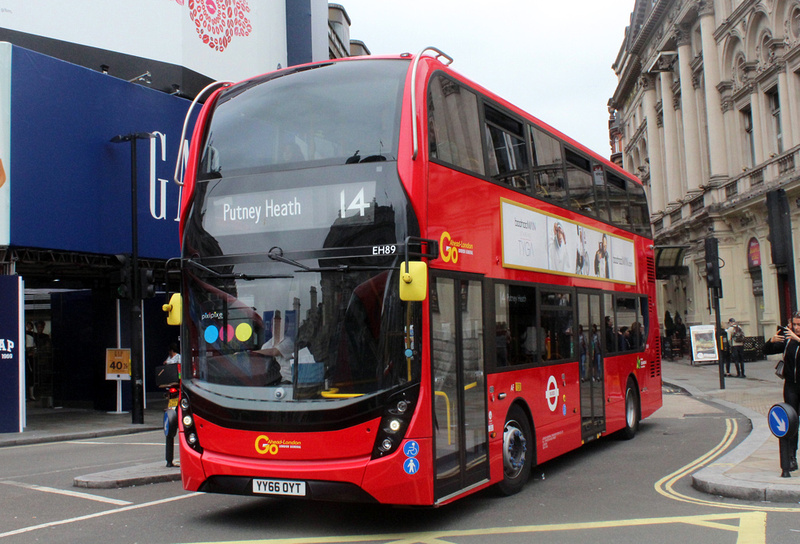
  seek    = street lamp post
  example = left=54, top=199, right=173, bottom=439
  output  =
left=111, top=132, right=154, bottom=424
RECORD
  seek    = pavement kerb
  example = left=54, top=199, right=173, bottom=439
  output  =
left=665, top=378, right=800, bottom=503
left=0, top=426, right=161, bottom=448
left=74, top=462, right=181, bottom=489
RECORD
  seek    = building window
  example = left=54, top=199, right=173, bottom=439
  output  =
left=741, top=106, right=756, bottom=168
left=725, top=180, right=739, bottom=198
left=767, top=88, right=783, bottom=154
left=792, top=7, right=800, bottom=40
left=690, top=196, right=704, bottom=214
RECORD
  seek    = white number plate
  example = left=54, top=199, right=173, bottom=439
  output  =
left=252, top=479, right=306, bottom=496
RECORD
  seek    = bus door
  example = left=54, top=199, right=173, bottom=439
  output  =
left=429, top=274, right=489, bottom=502
left=577, top=291, right=605, bottom=440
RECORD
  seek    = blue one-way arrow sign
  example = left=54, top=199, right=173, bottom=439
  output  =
left=768, top=403, right=798, bottom=439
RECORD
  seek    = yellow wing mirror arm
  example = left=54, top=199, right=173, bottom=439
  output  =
left=398, top=237, right=438, bottom=302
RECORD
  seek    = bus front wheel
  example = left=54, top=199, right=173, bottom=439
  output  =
left=497, top=405, right=533, bottom=496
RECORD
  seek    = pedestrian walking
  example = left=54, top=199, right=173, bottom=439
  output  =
left=726, top=318, right=745, bottom=377
left=764, top=312, right=800, bottom=473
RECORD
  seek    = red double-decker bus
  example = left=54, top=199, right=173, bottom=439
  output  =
left=167, top=48, right=661, bottom=506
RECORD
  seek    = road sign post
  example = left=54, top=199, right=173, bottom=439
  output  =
left=768, top=403, right=799, bottom=477
left=105, top=348, right=131, bottom=414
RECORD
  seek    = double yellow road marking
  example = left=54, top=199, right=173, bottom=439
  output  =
left=656, top=418, right=800, bottom=513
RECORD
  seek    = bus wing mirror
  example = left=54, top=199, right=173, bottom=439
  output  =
left=399, top=261, right=428, bottom=301
left=162, top=293, right=183, bottom=326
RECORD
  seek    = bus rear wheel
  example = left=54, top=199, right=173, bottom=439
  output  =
left=620, top=379, right=640, bottom=440
left=497, top=405, right=532, bottom=496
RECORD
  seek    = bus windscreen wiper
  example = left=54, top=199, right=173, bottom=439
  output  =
left=267, top=246, right=392, bottom=273
left=185, top=258, right=291, bottom=281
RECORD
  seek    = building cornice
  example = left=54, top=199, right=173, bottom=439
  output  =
left=611, top=0, right=674, bottom=109
left=714, top=0, right=758, bottom=42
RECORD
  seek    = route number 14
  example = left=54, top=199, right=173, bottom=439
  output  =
left=340, top=187, right=370, bottom=218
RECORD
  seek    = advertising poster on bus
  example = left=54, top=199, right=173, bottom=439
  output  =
left=500, top=199, right=635, bottom=284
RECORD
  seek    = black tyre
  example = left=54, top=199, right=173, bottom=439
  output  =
left=619, top=379, right=640, bottom=440
left=496, top=404, right=533, bottom=496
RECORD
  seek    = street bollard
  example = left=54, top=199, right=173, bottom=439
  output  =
left=164, top=408, right=179, bottom=467
left=767, top=403, right=799, bottom=478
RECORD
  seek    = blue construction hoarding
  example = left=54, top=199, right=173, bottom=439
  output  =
left=1, top=43, right=191, bottom=258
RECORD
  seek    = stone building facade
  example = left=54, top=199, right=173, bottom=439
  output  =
left=610, top=0, right=800, bottom=339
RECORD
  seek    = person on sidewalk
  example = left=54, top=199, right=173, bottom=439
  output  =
left=164, top=343, right=181, bottom=366
left=726, top=318, right=745, bottom=377
left=765, top=313, right=800, bottom=472
left=673, top=315, right=687, bottom=356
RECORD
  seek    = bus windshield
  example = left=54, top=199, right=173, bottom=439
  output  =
left=198, top=59, right=409, bottom=178
left=183, top=260, right=420, bottom=403
left=182, top=58, right=421, bottom=406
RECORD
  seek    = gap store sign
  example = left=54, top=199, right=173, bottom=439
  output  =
left=0, top=275, right=23, bottom=433
left=0, top=44, right=195, bottom=258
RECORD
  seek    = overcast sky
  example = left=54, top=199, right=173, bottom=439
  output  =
left=341, top=0, right=636, bottom=158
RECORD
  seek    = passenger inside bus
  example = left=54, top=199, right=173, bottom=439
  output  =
left=255, top=310, right=294, bottom=385
left=327, top=270, right=391, bottom=391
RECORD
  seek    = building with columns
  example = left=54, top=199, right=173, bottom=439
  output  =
left=610, top=0, right=800, bottom=340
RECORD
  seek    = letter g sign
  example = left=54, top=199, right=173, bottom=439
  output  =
left=255, top=435, right=279, bottom=455
left=440, top=231, right=459, bottom=264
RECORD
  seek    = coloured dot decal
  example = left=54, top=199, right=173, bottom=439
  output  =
left=204, top=325, right=219, bottom=344
left=236, top=323, right=253, bottom=342
left=220, top=324, right=235, bottom=342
